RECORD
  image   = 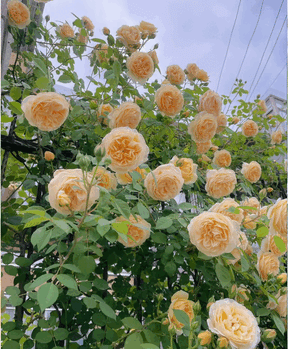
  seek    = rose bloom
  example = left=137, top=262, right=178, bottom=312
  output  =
left=276, top=292, right=287, bottom=318
left=155, top=84, right=184, bottom=118
left=58, top=23, right=74, bottom=38
left=257, top=251, right=280, bottom=281
left=235, top=285, right=250, bottom=303
left=21, top=92, right=70, bottom=131
left=166, top=65, right=185, bottom=85
left=100, top=127, right=149, bottom=173
left=241, top=161, right=261, bottom=183
left=48, top=169, right=99, bottom=215
left=232, top=116, right=240, bottom=124
left=211, top=145, right=219, bottom=152
left=116, top=214, right=150, bottom=248
left=213, top=150, right=231, bottom=168
left=116, top=166, right=146, bottom=185
left=200, top=154, right=211, bottom=163
left=167, top=291, right=194, bottom=334
left=196, top=141, right=212, bottom=154
left=188, top=112, right=217, bottom=143
left=216, top=113, right=227, bottom=133
left=208, top=299, right=260, bottom=349
left=161, top=79, right=170, bottom=85
left=261, top=234, right=287, bottom=257
left=7, top=0, right=31, bottom=29
left=148, top=50, right=159, bottom=65
left=186, top=63, right=199, bottom=81
left=82, top=16, right=94, bottom=31
left=196, top=69, right=209, bottom=82
left=170, top=156, right=198, bottom=184
left=188, top=212, right=240, bottom=257
left=144, top=164, right=184, bottom=201
left=258, top=99, right=267, bottom=113
left=277, top=273, right=287, bottom=284
left=77, top=33, right=88, bottom=44
left=94, top=44, right=109, bottom=63
left=271, top=130, right=282, bottom=144
left=198, top=331, right=212, bottom=346
left=92, top=166, right=117, bottom=191
left=228, top=231, right=249, bottom=265
left=108, top=101, right=141, bottom=129
left=97, top=103, right=113, bottom=126
left=267, top=198, right=287, bottom=237
left=209, top=198, right=244, bottom=225
left=240, top=197, right=260, bottom=215
left=243, top=215, right=256, bottom=230
left=205, top=168, right=237, bottom=199
left=126, top=52, right=154, bottom=85
left=44, top=151, right=55, bottom=161
left=116, top=25, right=141, bottom=47
left=198, top=90, right=222, bottom=117
left=242, top=120, right=258, bottom=137
left=138, top=21, right=157, bottom=35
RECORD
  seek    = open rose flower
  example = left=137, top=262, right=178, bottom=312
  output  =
left=261, top=234, right=287, bottom=257
left=241, top=161, right=261, bottom=183
left=144, top=164, right=184, bottom=201
left=167, top=291, right=194, bottom=334
left=196, top=69, right=209, bottom=82
left=267, top=198, right=287, bottom=237
left=57, top=23, right=74, bottom=38
left=271, top=130, right=282, bottom=144
left=188, top=212, right=240, bottom=257
left=228, top=231, right=249, bottom=265
left=166, top=65, right=185, bottom=85
left=198, top=90, right=222, bottom=117
left=116, top=167, right=146, bottom=185
left=21, top=92, right=70, bottom=131
left=92, top=166, right=117, bottom=191
left=98, top=103, right=113, bottom=126
left=155, top=84, right=184, bottom=118
left=243, top=215, right=257, bottom=230
left=209, top=198, right=244, bottom=225
left=108, top=101, right=141, bottom=129
left=116, top=214, right=150, bottom=248
left=7, top=0, right=30, bottom=29
left=148, top=50, right=159, bottom=65
left=276, top=292, right=287, bottom=318
left=205, top=169, right=237, bottom=199
left=213, top=150, right=231, bottom=168
left=48, top=169, right=99, bottom=215
left=208, top=299, right=260, bottom=349
left=240, top=197, right=260, bottom=215
left=82, top=16, right=94, bottom=31
left=138, top=21, right=157, bottom=36
left=258, top=100, right=267, bottom=113
left=216, top=113, right=227, bottom=133
left=242, top=120, right=258, bottom=137
left=170, top=156, right=198, bottom=184
left=116, top=25, right=141, bottom=47
left=126, top=52, right=154, bottom=85
left=100, top=127, right=149, bottom=173
left=188, top=112, right=217, bottom=143
left=186, top=63, right=199, bottom=81
left=196, top=141, right=212, bottom=154
left=257, top=251, right=280, bottom=281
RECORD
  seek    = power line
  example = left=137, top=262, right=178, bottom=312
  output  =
left=248, top=16, right=286, bottom=101
left=245, top=0, right=285, bottom=101
left=261, top=63, right=286, bottom=98
left=216, top=0, right=242, bottom=93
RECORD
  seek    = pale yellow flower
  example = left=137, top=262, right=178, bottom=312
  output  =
left=208, top=299, right=260, bottom=349
left=240, top=197, right=260, bottom=215
left=216, top=113, right=227, bottom=133
left=235, top=285, right=250, bottom=303
left=228, top=232, right=250, bottom=265
left=155, top=84, right=184, bottom=118
left=200, top=154, right=211, bottom=163
left=94, top=44, right=109, bottom=63
left=82, top=16, right=94, bottom=31
left=261, top=234, right=287, bottom=257
left=241, top=161, right=261, bottom=183
left=166, top=65, right=185, bottom=85
left=44, top=151, right=55, bottom=161
left=97, top=103, right=113, bottom=126
left=196, top=69, right=209, bottom=82
left=209, top=198, right=244, bottom=225
left=188, top=112, right=217, bottom=143
left=58, top=23, right=74, bottom=38
left=92, top=166, right=117, bottom=191
left=116, top=25, right=141, bottom=47
left=277, top=273, right=287, bottom=284
left=188, top=212, right=240, bottom=257
left=77, top=33, right=88, bottom=44
left=108, top=101, right=141, bottom=129
left=267, top=198, right=287, bottom=237
left=213, top=149, right=231, bottom=168
left=170, top=156, right=198, bottom=184
left=276, top=293, right=287, bottom=318
left=211, top=145, right=219, bottom=152
left=21, top=92, right=70, bottom=131
left=186, top=63, right=199, bottom=81
left=196, top=141, right=212, bottom=154
left=148, top=50, right=159, bottom=65
left=243, top=215, right=257, bottom=230
left=144, top=164, right=184, bottom=201
left=271, top=130, right=282, bottom=144
left=242, top=120, right=258, bottom=137
left=258, top=100, right=267, bottom=113
left=232, top=116, right=240, bottom=124
left=198, top=90, right=222, bottom=117
left=126, top=52, right=154, bottom=85
left=257, top=251, right=280, bottom=281
left=138, top=21, right=157, bottom=36
left=198, top=331, right=212, bottom=346
left=205, top=169, right=237, bottom=199
left=116, top=167, right=146, bottom=185
left=7, top=0, right=30, bottom=29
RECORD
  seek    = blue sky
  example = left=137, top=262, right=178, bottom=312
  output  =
left=43, top=0, right=287, bottom=101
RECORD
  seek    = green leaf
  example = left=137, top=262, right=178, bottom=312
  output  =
left=73, top=18, right=83, bottom=28
left=155, top=217, right=172, bottom=230
left=122, top=317, right=143, bottom=330
left=77, top=255, right=95, bottom=275
left=93, top=278, right=109, bottom=290
left=2, top=253, right=14, bottom=264
left=141, top=345, right=159, bottom=349
left=62, top=264, right=82, bottom=273
left=124, top=332, right=143, bottom=349
left=173, top=309, right=190, bottom=328
left=151, top=232, right=167, bottom=244
left=164, top=261, right=177, bottom=276
left=256, top=308, right=270, bottom=316
left=100, top=301, right=116, bottom=320
left=58, top=74, right=72, bottom=83
left=10, top=86, right=22, bottom=101
left=112, top=221, right=129, bottom=235
left=137, top=202, right=150, bottom=219
left=15, top=257, right=32, bottom=267
left=23, top=339, right=34, bottom=349
left=240, top=254, right=250, bottom=272
left=24, top=216, right=49, bottom=229
left=35, top=76, right=50, bottom=89
left=273, top=236, right=286, bottom=253
left=4, top=265, right=18, bottom=276
left=8, top=330, right=25, bottom=340
left=178, top=202, right=194, bottom=211
left=54, top=328, right=69, bottom=340
left=37, top=283, right=59, bottom=312
left=9, top=295, right=23, bottom=306
left=215, top=263, right=231, bottom=288
left=33, top=57, right=47, bottom=76
left=1, top=79, right=9, bottom=89
left=83, top=297, right=97, bottom=309
left=9, top=101, right=23, bottom=115
left=5, top=286, right=20, bottom=296
left=2, top=340, right=20, bottom=349
left=114, top=199, right=130, bottom=219
left=256, top=226, right=269, bottom=238
left=57, top=274, right=78, bottom=290
left=35, top=331, right=53, bottom=343
left=113, top=60, right=121, bottom=79
left=272, top=312, right=285, bottom=335
left=53, top=219, right=71, bottom=233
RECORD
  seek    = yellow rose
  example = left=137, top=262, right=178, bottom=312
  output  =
left=48, top=169, right=99, bottom=215
left=97, top=103, right=113, bottom=126
left=7, top=0, right=30, bottom=29
left=188, top=212, right=240, bottom=257
left=58, top=23, right=74, bottom=38
left=138, top=21, right=157, bottom=36
left=116, top=25, right=141, bottom=47
left=235, top=285, right=250, bottom=303
left=212, top=149, right=231, bottom=168
left=271, top=130, right=282, bottom=144
left=200, top=154, right=211, bottom=163
left=257, top=251, right=280, bottom=281
left=198, top=331, right=212, bottom=345
left=261, top=234, right=287, bottom=257
left=144, top=164, right=184, bottom=201
left=92, top=166, right=117, bottom=191
left=216, top=113, right=227, bottom=133
left=82, top=16, right=94, bottom=31
left=188, top=112, right=217, bottom=143
left=94, top=44, right=109, bottom=63
left=218, top=337, right=229, bottom=348
left=108, top=101, right=141, bottom=129
left=100, top=127, right=149, bottom=173
left=243, top=215, right=257, bottom=230
left=232, top=116, right=240, bottom=124
left=211, top=145, right=219, bottom=152
left=196, top=141, right=212, bottom=154
left=44, top=151, right=55, bottom=161
left=21, top=92, right=70, bottom=131
left=186, top=63, right=199, bottom=81
left=208, top=299, right=260, bottom=349
left=77, top=32, right=88, bottom=44
left=205, top=169, right=237, bottom=199
left=126, top=52, right=154, bottom=85
left=196, top=69, right=209, bottom=82
left=168, top=291, right=194, bottom=333
left=116, top=214, right=150, bottom=248
left=170, top=156, right=198, bottom=184
left=277, top=273, right=287, bottom=284
left=148, top=50, right=159, bottom=65
left=241, top=161, right=261, bottom=183
left=198, top=90, right=222, bottom=117
left=155, top=84, right=184, bottom=118
left=242, top=120, right=258, bottom=137
left=258, top=99, right=267, bottom=113
left=267, top=199, right=287, bottom=237
left=209, top=198, right=244, bottom=225
left=166, top=65, right=185, bottom=85
left=240, top=197, right=260, bottom=215
left=228, top=232, right=249, bottom=265
left=276, top=293, right=287, bottom=317
left=116, top=166, right=146, bottom=185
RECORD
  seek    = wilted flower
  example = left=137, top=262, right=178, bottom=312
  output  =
left=44, top=151, right=55, bottom=161
left=57, top=23, right=74, bottom=38
left=116, top=214, right=150, bottom=247
left=188, top=112, right=217, bottom=143
left=7, top=0, right=31, bottom=29
left=155, top=84, right=184, bottom=118
left=198, top=90, right=222, bottom=117
left=82, top=16, right=94, bottom=31
left=213, top=149, right=231, bottom=168
left=166, top=65, right=185, bottom=85
left=241, top=161, right=261, bottom=183
left=102, top=27, right=110, bottom=35
left=267, top=187, right=273, bottom=192
left=108, top=101, right=141, bottom=129
left=257, top=251, right=280, bottom=281
left=126, top=52, right=154, bottom=85
left=77, top=33, right=88, bottom=44
left=271, top=130, right=282, bottom=144
left=205, top=169, right=237, bottom=199
left=242, top=120, right=258, bottom=137
left=170, top=156, right=198, bottom=184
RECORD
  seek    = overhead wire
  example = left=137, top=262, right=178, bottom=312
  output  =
left=261, top=63, right=286, bottom=98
